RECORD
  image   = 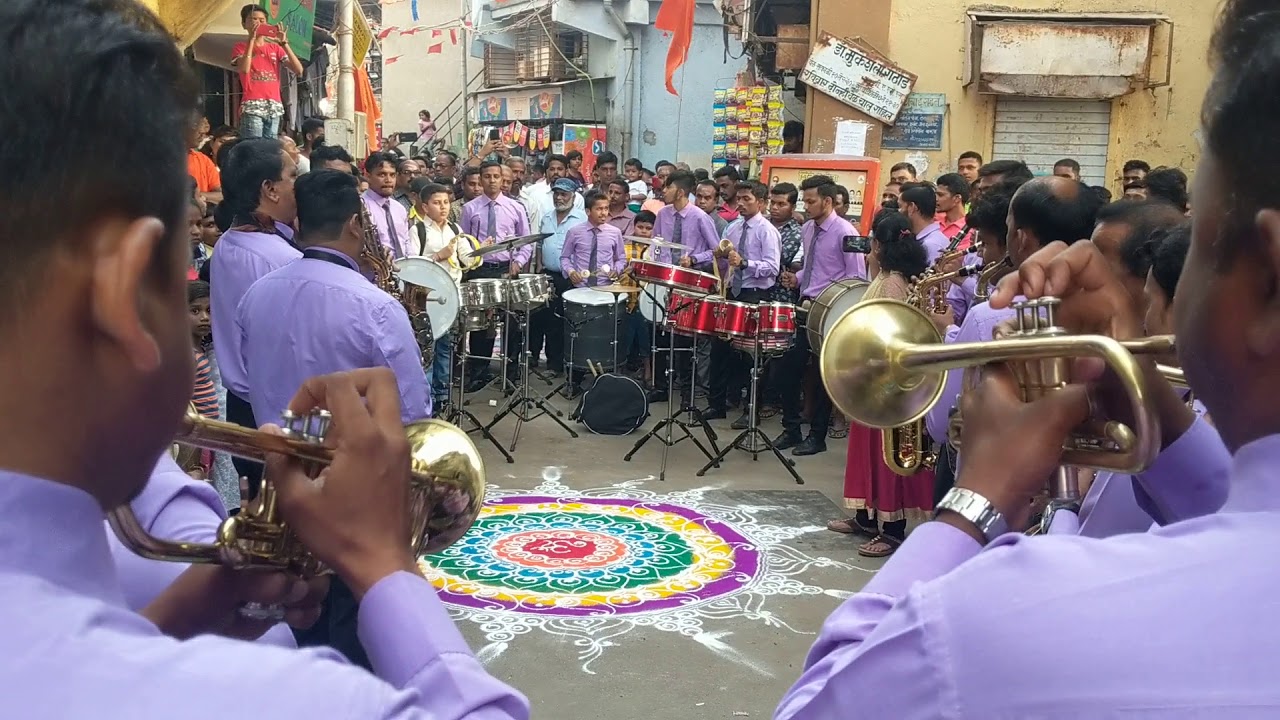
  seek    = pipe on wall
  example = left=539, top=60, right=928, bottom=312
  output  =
left=602, top=0, right=636, bottom=158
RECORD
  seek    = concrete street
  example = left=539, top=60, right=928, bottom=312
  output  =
left=428, top=381, right=885, bottom=720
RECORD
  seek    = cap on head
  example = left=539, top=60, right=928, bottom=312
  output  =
left=551, top=178, right=577, bottom=194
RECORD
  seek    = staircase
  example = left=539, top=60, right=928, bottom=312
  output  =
left=415, top=69, right=484, bottom=155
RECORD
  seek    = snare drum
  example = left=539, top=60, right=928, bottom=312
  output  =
left=461, top=279, right=506, bottom=308
left=731, top=334, right=794, bottom=355
left=715, top=300, right=755, bottom=338
left=667, top=292, right=721, bottom=336
left=563, top=287, right=623, bottom=370
left=508, top=273, right=551, bottom=309
left=631, top=259, right=719, bottom=294
left=461, top=307, right=495, bottom=332
left=755, top=302, right=797, bottom=337
left=806, top=279, right=870, bottom=354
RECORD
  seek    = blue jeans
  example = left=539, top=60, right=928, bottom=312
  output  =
left=427, top=332, right=453, bottom=406
left=241, top=112, right=281, bottom=139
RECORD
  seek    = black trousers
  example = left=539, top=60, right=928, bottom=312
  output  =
left=225, top=390, right=264, bottom=499
left=529, top=270, right=571, bottom=367
left=708, top=287, right=769, bottom=411
left=777, top=326, right=832, bottom=437
left=465, top=263, right=522, bottom=376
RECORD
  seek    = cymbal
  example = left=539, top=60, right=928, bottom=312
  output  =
left=471, top=232, right=554, bottom=258
left=623, top=235, right=689, bottom=250
left=590, top=283, right=642, bottom=294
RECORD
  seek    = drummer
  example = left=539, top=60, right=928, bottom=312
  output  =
left=409, top=178, right=479, bottom=410
left=706, top=181, right=781, bottom=425
left=775, top=176, right=867, bottom=457
left=460, top=160, right=533, bottom=390
left=562, top=191, right=628, bottom=289
left=652, top=170, right=721, bottom=269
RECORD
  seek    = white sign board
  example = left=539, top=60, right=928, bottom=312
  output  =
left=833, top=120, right=870, bottom=156
left=799, top=32, right=917, bottom=126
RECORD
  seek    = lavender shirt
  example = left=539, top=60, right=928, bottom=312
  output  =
left=925, top=300, right=1018, bottom=444
left=362, top=189, right=412, bottom=260
left=105, top=454, right=295, bottom=648
left=916, top=221, right=950, bottom=264
left=461, top=193, right=532, bottom=267
left=653, top=202, right=720, bottom=267
left=775, top=427, right=1249, bottom=719
left=795, top=213, right=867, bottom=301
left=236, top=247, right=431, bottom=426
left=721, top=213, right=782, bottom=290
left=560, top=222, right=628, bottom=287
left=210, top=225, right=301, bottom=396
left=944, top=252, right=983, bottom=326
left=0, top=471, right=529, bottom=718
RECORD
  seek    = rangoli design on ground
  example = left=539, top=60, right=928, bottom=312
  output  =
left=419, top=469, right=866, bottom=673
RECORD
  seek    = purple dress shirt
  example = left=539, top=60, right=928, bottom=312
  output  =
left=560, top=222, right=628, bottom=287
left=362, top=189, right=412, bottom=260
left=105, top=454, right=295, bottom=648
left=925, top=300, right=1018, bottom=444
left=0, top=470, right=529, bottom=718
left=722, top=212, right=782, bottom=290
left=795, top=213, right=867, bottom=301
left=916, top=221, right=950, bottom=264
left=210, top=225, right=301, bottom=396
left=944, top=252, right=983, bottom=326
left=236, top=247, right=431, bottom=426
left=461, top=193, right=533, bottom=267
left=774, top=427, right=1253, bottom=720
left=606, top=207, right=636, bottom=236
left=653, top=202, right=720, bottom=268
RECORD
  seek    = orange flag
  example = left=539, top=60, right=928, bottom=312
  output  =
left=354, top=65, right=382, bottom=154
left=654, top=0, right=695, bottom=96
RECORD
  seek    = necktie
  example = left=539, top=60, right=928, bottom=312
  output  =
left=731, top=221, right=749, bottom=294
left=486, top=200, right=498, bottom=242
left=588, top=228, right=599, bottom=285
left=383, top=201, right=404, bottom=259
left=670, top=212, right=684, bottom=264
left=800, top=224, right=820, bottom=297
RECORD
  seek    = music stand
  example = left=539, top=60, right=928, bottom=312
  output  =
left=624, top=287, right=720, bottom=480
left=696, top=328, right=803, bottom=483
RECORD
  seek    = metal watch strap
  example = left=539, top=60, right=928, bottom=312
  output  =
left=935, top=487, right=1008, bottom=543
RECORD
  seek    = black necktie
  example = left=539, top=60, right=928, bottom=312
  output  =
left=588, top=228, right=599, bottom=285
left=732, top=220, right=749, bottom=293
left=671, top=212, right=684, bottom=264
left=800, top=224, right=820, bottom=297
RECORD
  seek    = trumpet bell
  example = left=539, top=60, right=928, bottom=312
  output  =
left=820, top=298, right=945, bottom=428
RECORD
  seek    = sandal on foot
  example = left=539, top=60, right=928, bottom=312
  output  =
left=857, top=534, right=903, bottom=558
left=827, top=518, right=878, bottom=537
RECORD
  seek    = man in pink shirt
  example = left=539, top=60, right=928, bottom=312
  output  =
left=232, top=5, right=303, bottom=139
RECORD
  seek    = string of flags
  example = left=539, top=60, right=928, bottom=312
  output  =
left=494, top=120, right=554, bottom=152
left=376, top=19, right=472, bottom=42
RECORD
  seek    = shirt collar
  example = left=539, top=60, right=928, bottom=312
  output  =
left=1223, top=435, right=1280, bottom=512
left=0, top=470, right=124, bottom=606
left=558, top=207, right=586, bottom=225
left=363, top=188, right=395, bottom=208
left=918, top=221, right=943, bottom=238
left=302, top=245, right=360, bottom=271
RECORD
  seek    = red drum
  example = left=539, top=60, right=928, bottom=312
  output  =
left=667, top=292, right=721, bottom=336
left=731, top=335, right=794, bottom=355
left=716, top=300, right=755, bottom=338
left=755, top=302, right=797, bottom=336
left=631, top=259, right=719, bottom=294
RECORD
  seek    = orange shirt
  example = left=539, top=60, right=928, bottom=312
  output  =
left=188, top=150, right=220, bottom=193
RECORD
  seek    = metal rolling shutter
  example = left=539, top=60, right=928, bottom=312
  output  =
left=992, top=98, right=1112, bottom=186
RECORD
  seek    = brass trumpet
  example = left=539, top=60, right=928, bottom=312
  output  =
left=819, top=296, right=1165, bottom=477
left=108, top=407, right=485, bottom=577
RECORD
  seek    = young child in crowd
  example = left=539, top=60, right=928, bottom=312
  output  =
left=187, top=280, right=241, bottom=511
left=624, top=210, right=657, bottom=385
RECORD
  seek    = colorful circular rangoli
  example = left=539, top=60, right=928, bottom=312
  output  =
left=421, top=496, right=762, bottom=615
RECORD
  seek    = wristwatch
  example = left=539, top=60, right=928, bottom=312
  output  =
left=934, top=487, right=1008, bottom=543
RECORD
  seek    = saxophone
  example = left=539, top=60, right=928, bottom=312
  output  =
left=974, top=255, right=1015, bottom=302
left=359, top=203, right=435, bottom=366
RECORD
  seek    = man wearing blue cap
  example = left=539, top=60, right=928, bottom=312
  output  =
left=528, top=178, right=587, bottom=374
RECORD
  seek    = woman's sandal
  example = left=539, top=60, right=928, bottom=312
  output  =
left=827, top=518, right=878, bottom=538
left=857, top=533, right=903, bottom=558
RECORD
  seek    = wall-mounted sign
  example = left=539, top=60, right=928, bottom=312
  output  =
left=476, top=89, right=565, bottom=122
left=881, top=93, right=946, bottom=150
left=798, top=32, right=916, bottom=125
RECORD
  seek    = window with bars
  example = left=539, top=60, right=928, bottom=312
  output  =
left=482, top=12, right=587, bottom=87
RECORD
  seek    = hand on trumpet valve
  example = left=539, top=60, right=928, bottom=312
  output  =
left=266, top=368, right=422, bottom=599
left=991, top=241, right=1142, bottom=339
left=947, top=364, right=1093, bottom=534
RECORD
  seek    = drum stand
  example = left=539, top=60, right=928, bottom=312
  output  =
left=485, top=303, right=578, bottom=452
left=624, top=289, right=720, bottom=481
left=448, top=327, right=514, bottom=464
left=696, top=336, right=803, bottom=484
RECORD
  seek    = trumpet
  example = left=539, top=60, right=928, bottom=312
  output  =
left=108, top=406, right=485, bottom=577
left=819, top=296, right=1166, bottom=482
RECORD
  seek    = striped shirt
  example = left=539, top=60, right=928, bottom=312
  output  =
left=192, top=351, right=219, bottom=419
left=622, top=240, right=649, bottom=312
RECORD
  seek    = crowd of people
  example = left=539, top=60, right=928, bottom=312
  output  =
left=10, top=0, right=1280, bottom=717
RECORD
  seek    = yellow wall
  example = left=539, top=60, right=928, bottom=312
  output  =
left=142, top=0, right=242, bottom=49
left=838, top=0, right=1213, bottom=188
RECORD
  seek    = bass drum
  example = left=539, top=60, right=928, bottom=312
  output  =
left=395, top=257, right=460, bottom=335
left=806, top=279, right=870, bottom=354
left=563, top=287, right=624, bottom=370
left=637, top=282, right=671, bottom=325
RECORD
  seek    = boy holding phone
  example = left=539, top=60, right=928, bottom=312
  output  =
left=232, top=5, right=303, bottom=139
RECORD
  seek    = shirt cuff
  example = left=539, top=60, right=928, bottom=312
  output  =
left=357, top=571, right=474, bottom=688
left=860, top=521, right=982, bottom=598
left=1132, top=415, right=1231, bottom=525
left=1045, top=508, right=1080, bottom=535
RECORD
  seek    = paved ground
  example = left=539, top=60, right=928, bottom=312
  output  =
left=432, top=379, right=885, bottom=720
